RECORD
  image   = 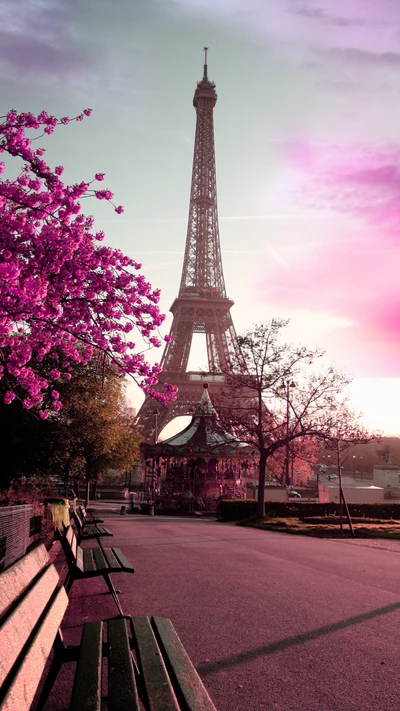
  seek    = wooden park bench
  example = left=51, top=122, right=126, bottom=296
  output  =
left=60, top=526, right=134, bottom=616
left=78, top=503, right=104, bottom=524
left=0, top=544, right=218, bottom=711
left=70, top=509, right=113, bottom=547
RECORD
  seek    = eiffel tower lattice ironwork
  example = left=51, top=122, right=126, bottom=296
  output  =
left=137, top=49, right=240, bottom=440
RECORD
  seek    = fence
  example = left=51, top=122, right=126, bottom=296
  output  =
left=0, top=505, right=41, bottom=571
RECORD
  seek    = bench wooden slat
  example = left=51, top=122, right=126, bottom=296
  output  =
left=96, top=527, right=113, bottom=537
left=83, top=525, right=97, bottom=537
left=0, top=586, right=68, bottom=711
left=93, top=548, right=108, bottom=571
left=108, top=618, right=139, bottom=711
left=76, top=546, right=84, bottom=573
left=102, top=548, right=119, bottom=570
left=69, top=621, right=103, bottom=711
left=0, top=544, right=49, bottom=619
left=72, top=512, right=84, bottom=535
left=112, top=549, right=134, bottom=572
left=0, top=564, right=59, bottom=686
left=66, top=527, right=77, bottom=561
left=82, top=548, right=95, bottom=573
left=152, top=617, right=217, bottom=711
left=132, top=617, right=180, bottom=711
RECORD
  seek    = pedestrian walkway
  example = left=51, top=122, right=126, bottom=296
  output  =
left=43, top=515, right=400, bottom=711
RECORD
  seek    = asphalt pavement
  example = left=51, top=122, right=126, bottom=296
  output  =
left=48, top=513, right=400, bottom=711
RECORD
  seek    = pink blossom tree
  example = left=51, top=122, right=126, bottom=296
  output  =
left=0, top=108, right=176, bottom=415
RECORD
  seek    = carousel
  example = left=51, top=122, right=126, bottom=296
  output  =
left=141, top=384, right=258, bottom=508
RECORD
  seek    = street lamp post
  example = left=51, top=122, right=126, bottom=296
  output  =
left=153, top=408, right=160, bottom=445
left=281, top=380, right=296, bottom=486
left=149, top=409, right=160, bottom=505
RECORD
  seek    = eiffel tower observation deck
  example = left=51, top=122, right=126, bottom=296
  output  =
left=138, top=49, right=240, bottom=440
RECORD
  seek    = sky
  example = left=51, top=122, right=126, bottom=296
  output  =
left=2, top=0, right=400, bottom=436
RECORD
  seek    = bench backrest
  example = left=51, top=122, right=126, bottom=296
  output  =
left=0, top=545, right=68, bottom=711
left=71, top=510, right=84, bottom=535
left=0, top=544, right=50, bottom=619
left=66, top=525, right=78, bottom=561
left=79, top=505, right=89, bottom=522
left=60, top=526, right=84, bottom=573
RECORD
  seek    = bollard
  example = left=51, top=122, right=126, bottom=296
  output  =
left=148, top=504, right=154, bottom=516
left=120, top=505, right=127, bottom=515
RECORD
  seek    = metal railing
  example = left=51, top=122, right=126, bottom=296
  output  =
left=0, top=505, right=37, bottom=571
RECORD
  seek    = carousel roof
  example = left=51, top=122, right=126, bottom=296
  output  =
left=142, top=384, right=254, bottom=458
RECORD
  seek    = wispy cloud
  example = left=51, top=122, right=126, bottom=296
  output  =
left=0, top=0, right=92, bottom=82
left=321, top=47, right=400, bottom=69
left=170, top=0, right=400, bottom=86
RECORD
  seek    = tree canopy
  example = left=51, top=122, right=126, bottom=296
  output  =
left=0, top=358, right=142, bottom=489
left=0, top=108, right=176, bottom=414
left=49, top=359, right=142, bottom=483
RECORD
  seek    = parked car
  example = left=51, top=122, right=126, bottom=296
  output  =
left=288, top=489, right=301, bottom=498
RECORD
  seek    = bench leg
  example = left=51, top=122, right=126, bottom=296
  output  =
left=64, top=572, right=73, bottom=594
left=104, top=572, right=124, bottom=616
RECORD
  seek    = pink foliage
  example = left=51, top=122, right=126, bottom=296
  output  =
left=0, top=109, right=177, bottom=409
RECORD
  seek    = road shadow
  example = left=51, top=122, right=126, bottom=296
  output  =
left=198, top=600, right=400, bottom=675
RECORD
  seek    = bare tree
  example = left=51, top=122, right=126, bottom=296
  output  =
left=216, top=319, right=376, bottom=518
left=319, top=410, right=380, bottom=535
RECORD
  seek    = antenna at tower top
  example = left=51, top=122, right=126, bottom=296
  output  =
left=203, top=46, right=208, bottom=79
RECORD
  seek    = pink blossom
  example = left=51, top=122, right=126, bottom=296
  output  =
left=0, top=107, right=176, bottom=411
left=39, top=410, right=49, bottom=420
left=115, top=205, right=124, bottom=214
left=95, top=189, right=113, bottom=201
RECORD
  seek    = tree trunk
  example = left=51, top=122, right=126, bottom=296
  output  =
left=257, top=454, right=267, bottom=519
left=85, top=479, right=90, bottom=508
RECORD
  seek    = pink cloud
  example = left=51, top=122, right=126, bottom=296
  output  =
left=261, top=140, right=400, bottom=376
left=281, top=141, right=400, bottom=235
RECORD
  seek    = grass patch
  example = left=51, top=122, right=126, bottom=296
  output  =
left=237, top=516, right=400, bottom=538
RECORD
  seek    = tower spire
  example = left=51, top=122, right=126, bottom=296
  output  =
left=203, top=46, right=208, bottom=80
left=137, top=58, right=240, bottom=440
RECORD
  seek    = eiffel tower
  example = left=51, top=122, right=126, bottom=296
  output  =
left=138, top=49, right=240, bottom=440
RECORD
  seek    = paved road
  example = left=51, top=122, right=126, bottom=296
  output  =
left=61, top=516, right=400, bottom=711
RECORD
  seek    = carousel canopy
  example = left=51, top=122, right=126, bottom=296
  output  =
left=141, top=384, right=255, bottom=459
